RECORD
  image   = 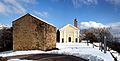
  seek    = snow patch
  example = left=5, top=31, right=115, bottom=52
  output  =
left=0, top=23, right=6, bottom=29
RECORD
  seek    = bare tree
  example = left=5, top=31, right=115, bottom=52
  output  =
left=0, top=27, right=13, bottom=51
left=96, top=27, right=112, bottom=53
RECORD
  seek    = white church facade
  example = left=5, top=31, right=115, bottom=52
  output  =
left=59, top=19, right=80, bottom=43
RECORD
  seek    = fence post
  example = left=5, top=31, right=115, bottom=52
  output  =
left=104, top=36, right=107, bottom=53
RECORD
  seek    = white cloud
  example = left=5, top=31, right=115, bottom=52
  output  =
left=80, top=21, right=108, bottom=29
left=72, top=0, right=120, bottom=8
left=107, top=22, right=120, bottom=37
left=51, top=0, right=60, bottom=2
left=4, top=0, right=26, bottom=14
left=108, top=22, right=120, bottom=30
left=72, top=0, right=81, bottom=8
left=105, top=0, right=120, bottom=6
left=20, top=0, right=37, bottom=4
left=80, top=21, right=120, bottom=31
left=0, top=2, right=6, bottom=13
left=72, top=0, right=98, bottom=8
left=34, top=11, right=48, bottom=18
left=0, top=0, right=37, bottom=15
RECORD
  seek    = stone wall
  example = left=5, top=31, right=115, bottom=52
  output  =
left=13, top=13, right=56, bottom=51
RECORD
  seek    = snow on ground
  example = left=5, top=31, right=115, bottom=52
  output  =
left=0, top=50, right=50, bottom=57
left=92, top=42, right=120, bottom=61
left=55, top=43, right=114, bottom=61
left=0, top=43, right=114, bottom=61
left=8, top=59, right=33, bottom=61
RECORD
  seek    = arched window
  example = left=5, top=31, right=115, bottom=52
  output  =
left=76, top=38, right=78, bottom=43
left=68, top=37, right=71, bottom=42
left=62, top=38, right=64, bottom=43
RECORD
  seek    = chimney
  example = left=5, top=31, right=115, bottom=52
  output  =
left=74, top=18, right=78, bottom=28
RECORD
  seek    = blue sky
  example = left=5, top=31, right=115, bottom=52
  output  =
left=0, top=0, right=120, bottom=29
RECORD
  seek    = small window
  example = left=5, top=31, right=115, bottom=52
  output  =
left=62, top=38, right=64, bottom=43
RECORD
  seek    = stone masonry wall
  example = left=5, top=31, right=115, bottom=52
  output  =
left=13, top=14, right=56, bottom=51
